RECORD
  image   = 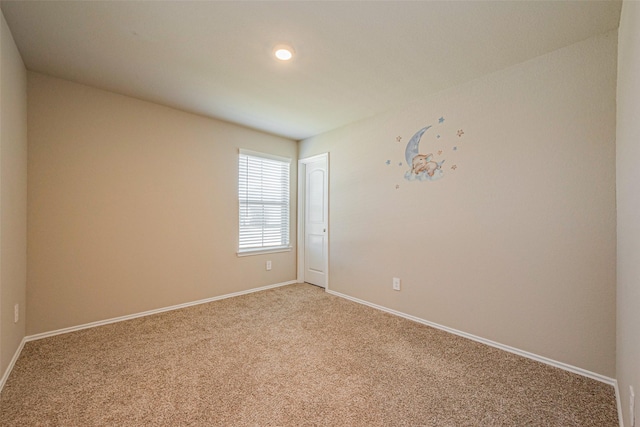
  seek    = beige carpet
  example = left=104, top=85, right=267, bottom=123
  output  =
left=0, top=283, right=618, bottom=426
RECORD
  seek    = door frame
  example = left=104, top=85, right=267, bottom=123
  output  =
left=297, top=152, right=329, bottom=288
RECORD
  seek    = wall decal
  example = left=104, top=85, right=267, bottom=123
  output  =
left=391, top=117, right=465, bottom=187
left=403, top=126, right=445, bottom=181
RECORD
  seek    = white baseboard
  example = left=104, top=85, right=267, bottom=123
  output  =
left=1, top=281, right=623, bottom=427
left=327, top=287, right=622, bottom=426
left=326, top=289, right=617, bottom=387
left=0, top=337, right=26, bottom=392
left=0, top=280, right=296, bottom=394
left=615, top=379, right=625, bottom=427
left=26, top=280, right=298, bottom=342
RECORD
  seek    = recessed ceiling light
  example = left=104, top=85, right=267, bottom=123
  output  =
left=274, top=45, right=294, bottom=61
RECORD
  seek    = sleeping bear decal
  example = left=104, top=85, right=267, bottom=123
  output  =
left=404, top=126, right=445, bottom=181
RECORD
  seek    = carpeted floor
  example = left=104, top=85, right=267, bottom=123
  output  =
left=0, top=283, right=618, bottom=426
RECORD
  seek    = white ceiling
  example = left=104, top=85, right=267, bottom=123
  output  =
left=1, top=1, right=622, bottom=140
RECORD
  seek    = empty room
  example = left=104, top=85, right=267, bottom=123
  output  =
left=0, top=1, right=638, bottom=425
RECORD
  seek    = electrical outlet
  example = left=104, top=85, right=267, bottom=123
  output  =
left=631, top=386, right=636, bottom=427
left=14, top=304, right=19, bottom=323
left=266, top=260, right=272, bottom=271
left=392, top=277, right=401, bottom=291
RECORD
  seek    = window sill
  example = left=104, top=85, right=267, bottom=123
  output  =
left=237, top=247, right=293, bottom=257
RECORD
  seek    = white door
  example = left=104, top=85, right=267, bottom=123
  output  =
left=299, top=154, right=328, bottom=287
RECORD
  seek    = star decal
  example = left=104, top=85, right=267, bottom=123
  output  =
left=457, top=129, right=464, bottom=137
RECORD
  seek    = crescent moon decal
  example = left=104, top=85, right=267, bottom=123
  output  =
left=404, top=126, right=432, bottom=165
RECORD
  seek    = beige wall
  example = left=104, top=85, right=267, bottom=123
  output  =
left=27, top=72, right=297, bottom=335
left=0, top=12, right=27, bottom=377
left=300, top=32, right=617, bottom=377
left=617, top=1, right=640, bottom=425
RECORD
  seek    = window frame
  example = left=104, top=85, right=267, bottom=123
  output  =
left=237, top=149, right=292, bottom=256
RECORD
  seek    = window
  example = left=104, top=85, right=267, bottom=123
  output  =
left=238, top=149, right=291, bottom=255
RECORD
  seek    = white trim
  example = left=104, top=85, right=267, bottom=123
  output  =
left=298, top=153, right=329, bottom=164
left=238, top=148, right=291, bottom=164
left=326, top=289, right=617, bottom=387
left=615, top=379, right=625, bottom=427
left=0, top=337, right=26, bottom=392
left=297, top=153, right=330, bottom=288
left=297, top=160, right=305, bottom=284
left=1, top=280, right=296, bottom=394
left=236, top=246, right=292, bottom=257
left=238, top=150, right=291, bottom=252
left=25, top=280, right=297, bottom=342
left=1, top=281, right=621, bottom=423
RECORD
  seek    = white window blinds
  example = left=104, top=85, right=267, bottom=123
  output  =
left=238, top=150, right=291, bottom=253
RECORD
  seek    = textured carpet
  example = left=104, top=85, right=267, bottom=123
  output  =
left=0, top=283, right=618, bottom=426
